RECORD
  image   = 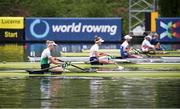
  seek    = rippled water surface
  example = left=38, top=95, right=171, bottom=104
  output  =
left=0, top=76, right=180, bottom=108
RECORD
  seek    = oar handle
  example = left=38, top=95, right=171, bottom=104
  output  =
left=57, top=59, right=65, bottom=62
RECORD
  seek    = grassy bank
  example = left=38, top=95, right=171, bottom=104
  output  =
left=0, top=62, right=180, bottom=71
left=61, top=50, right=180, bottom=57
left=0, top=72, right=180, bottom=78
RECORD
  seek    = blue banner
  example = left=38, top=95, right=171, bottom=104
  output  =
left=156, top=18, right=180, bottom=42
left=25, top=18, right=122, bottom=42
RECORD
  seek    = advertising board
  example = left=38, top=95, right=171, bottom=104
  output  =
left=25, top=18, right=122, bottom=42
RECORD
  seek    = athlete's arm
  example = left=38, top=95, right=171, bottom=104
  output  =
left=49, top=57, right=62, bottom=65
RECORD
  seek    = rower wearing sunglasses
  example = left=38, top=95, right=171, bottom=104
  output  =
left=89, top=36, right=111, bottom=65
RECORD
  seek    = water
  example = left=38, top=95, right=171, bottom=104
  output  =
left=0, top=76, right=180, bottom=108
left=0, top=43, right=180, bottom=62
left=0, top=43, right=180, bottom=108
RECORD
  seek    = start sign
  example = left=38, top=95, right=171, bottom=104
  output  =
left=0, top=17, right=24, bottom=42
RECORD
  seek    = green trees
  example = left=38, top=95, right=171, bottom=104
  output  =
left=0, top=0, right=179, bottom=33
left=0, top=0, right=125, bottom=29
left=0, top=0, right=128, bottom=17
left=158, top=0, right=180, bottom=17
left=0, top=0, right=128, bottom=32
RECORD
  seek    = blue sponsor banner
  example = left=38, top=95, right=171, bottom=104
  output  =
left=25, top=18, right=122, bottom=42
left=156, top=18, right=180, bottom=42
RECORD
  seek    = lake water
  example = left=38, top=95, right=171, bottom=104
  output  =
left=0, top=43, right=180, bottom=62
left=0, top=43, right=180, bottom=108
left=0, top=76, right=180, bottom=108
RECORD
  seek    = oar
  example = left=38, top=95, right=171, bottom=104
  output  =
left=58, top=59, right=92, bottom=72
left=106, top=55, right=124, bottom=70
left=110, top=59, right=124, bottom=70
left=70, top=64, right=92, bottom=72
left=160, top=45, right=166, bottom=51
left=132, top=48, right=152, bottom=57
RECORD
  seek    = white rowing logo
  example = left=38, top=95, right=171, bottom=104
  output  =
left=30, top=19, right=50, bottom=39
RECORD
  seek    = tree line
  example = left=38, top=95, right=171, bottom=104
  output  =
left=0, top=0, right=179, bottom=33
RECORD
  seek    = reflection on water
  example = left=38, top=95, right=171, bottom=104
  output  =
left=0, top=43, right=180, bottom=62
left=0, top=43, right=119, bottom=62
left=0, top=44, right=25, bottom=62
left=0, top=77, right=180, bottom=108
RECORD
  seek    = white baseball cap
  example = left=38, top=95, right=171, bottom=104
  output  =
left=99, top=38, right=104, bottom=42
left=51, top=42, right=57, bottom=46
left=95, top=36, right=104, bottom=42
left=47, top=40, right=57, bottom=46
left=124, top=35, right=132, bottom=40
left=146, top=35, right=152, bottom=40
